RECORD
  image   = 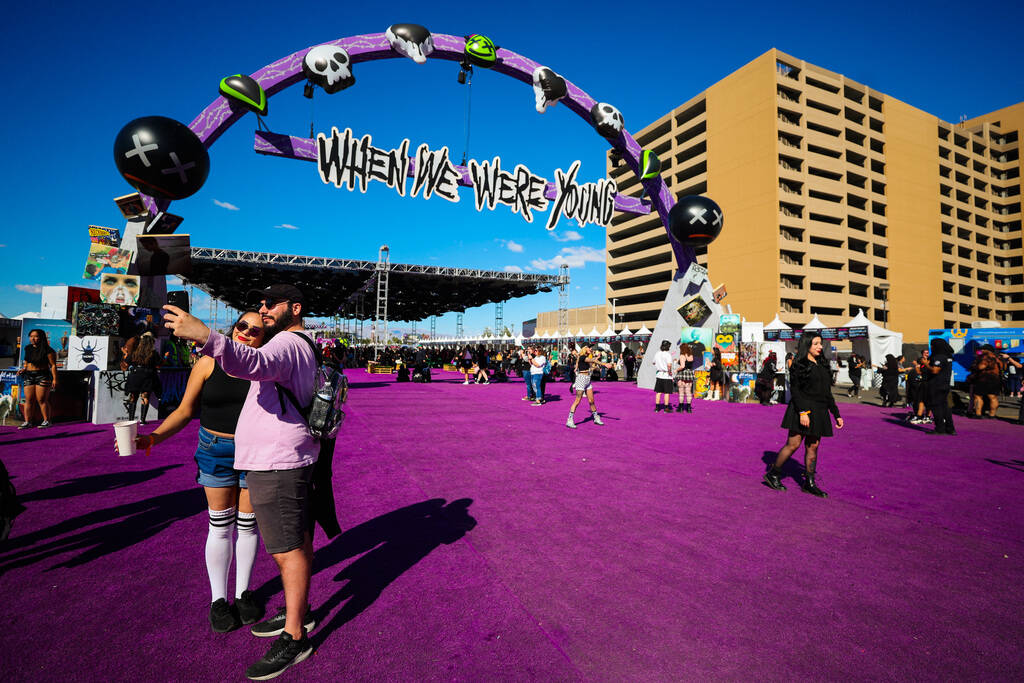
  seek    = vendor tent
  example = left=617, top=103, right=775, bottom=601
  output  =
left=803, top=314, right=826, bottom=331
left=761, top=314, right=791, bottom=363
left=845, top=309, right=903, bottom=365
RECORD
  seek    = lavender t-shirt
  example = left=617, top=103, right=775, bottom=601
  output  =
left=201, top=329, right=318, bottom=471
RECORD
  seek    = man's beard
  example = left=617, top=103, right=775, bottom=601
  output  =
left=264, top=307, right=296, bottom=340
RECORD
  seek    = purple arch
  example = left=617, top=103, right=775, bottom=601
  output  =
left=145, top=31, right=694, bottom=272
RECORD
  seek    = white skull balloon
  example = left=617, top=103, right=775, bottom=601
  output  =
left=303, top=45, right=355, bottom=94
left=590, top=102, right=624, bottom=139
left=532, top=67, right=567, bottom=114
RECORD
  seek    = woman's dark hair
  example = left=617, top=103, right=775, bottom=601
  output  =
left=25, top=329, right=53, bottom=366
left=930, top=337, right=954, bottom=356
left=232, top=308, right=261, bottom=332
left=713, top=347, right=722, bottom=361
left=679, top=343, right=692, bottom=356
left=130, top=334, right=157, bottom=366
left=885, top=354, right=898, bottom=370
left=660, top=340, right=671, bottom=351
left=794, top=331, right=826, bottom=366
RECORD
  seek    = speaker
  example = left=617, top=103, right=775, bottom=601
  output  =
left=166, top=290, right=189, bottom=312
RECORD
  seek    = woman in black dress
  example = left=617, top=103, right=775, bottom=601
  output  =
left=123, top=332, right=162, bottom=425
left=708, top=347, right=725, bottom=401
left=877, top=354, right=901, bottom=407
left=763, top=332, right=844, bottom=497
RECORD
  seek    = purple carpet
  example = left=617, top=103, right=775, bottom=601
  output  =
left=2, top=370, right=1023, bottom=681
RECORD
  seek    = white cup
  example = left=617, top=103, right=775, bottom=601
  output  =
left=114, top=420, right=138, bottom=456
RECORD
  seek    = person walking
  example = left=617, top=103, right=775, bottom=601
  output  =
left=755, top=351, right=777, bottom=406
left=566, top=345, right=610, bottom=428
left=16, top=329, right=58, bottom=429
left=125, top=310, right=267, bottom=633
left=653, top=340, right=675, bottom=412
left=708, top=347, right=725, bottom=401
left=967, top=345, right=1003, bottom=420
left=529, top=346, right=546, bottom=406
left=763, top=332, right=844, bottom=497
left=877, top=354, right=901, bottom=408
left=846, top=352, right=865, bottom=398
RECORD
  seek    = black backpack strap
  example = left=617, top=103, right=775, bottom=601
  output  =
left=275, top=331, right=321, bottom=416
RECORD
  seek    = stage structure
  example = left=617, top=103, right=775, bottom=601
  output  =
left=110, top=25, right=726, bottom=386
left=180, top=246, right=564, bottom=325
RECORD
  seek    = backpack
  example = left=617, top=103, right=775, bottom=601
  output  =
left=276, top=332, right=349, bottom=440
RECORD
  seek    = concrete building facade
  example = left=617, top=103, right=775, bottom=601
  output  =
left=605, top=48, right=1023, bottom=341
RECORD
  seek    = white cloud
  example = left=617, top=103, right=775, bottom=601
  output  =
left=552, top=230, right=583, bottom=242
left=504, top=265, right=523, bottom=273
left=496, top=239, right=524, bottom=253
left=0, top=244, right=6, bottom=247
left=529, top=246, right=605, bottom=270
left=167, top=275, right=184, bottom=286
left=213, top=199, right=240, bottom=211
left=16, top=284, right=44, bottom=294
left=274, top=223, right=300, bottom=230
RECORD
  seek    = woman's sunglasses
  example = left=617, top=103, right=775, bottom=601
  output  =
left=235, top=321, right=264, bottom=336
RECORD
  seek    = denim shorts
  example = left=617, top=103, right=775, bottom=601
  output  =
left=194, top=426, right=247, bottom=489
left=22, top=370, right=52, bottom=387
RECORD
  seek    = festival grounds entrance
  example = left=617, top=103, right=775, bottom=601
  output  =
left=2, top=370, right=1023, bottom=680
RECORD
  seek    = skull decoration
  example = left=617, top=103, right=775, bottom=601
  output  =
left=668, top=195, right=724, bottom=247
left=386, top=23, right=434, bottom=64
left=303, top=45, right=355, bottom=94
left=590, top=103, right=624, bottom=140
left=532, top=67, right=567, bottom=114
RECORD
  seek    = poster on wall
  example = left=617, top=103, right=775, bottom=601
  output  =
left=89, top=225, right=121, bottom=246
left=40, top=285, right=101, bottom=321
left=715, top=331, right=739, bottom=368
left=73, top=302, right=121, bottom=336
left=718, top=314, right=741, bottom=338
left=135, top=234, right=192, bottom=276
left=118, top=307, right=162, bottom=337
left=66, top=336, right=119, bottom=371
left=0, top=317, right=22, bottom=367
left=115, top=193, right=147, bottom=219
left=677, top=293, right=713, bottom=328
left=680, top=326, right=713, bottom=351
left=84, top=244, right=133, bottom=280
left=739, top=341, right=758, bottom=373
left=19, top=318, right=72, bottom=369
left=99, top=274, right=140, bottom=305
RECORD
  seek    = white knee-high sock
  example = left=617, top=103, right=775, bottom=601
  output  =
left=205, top=507, right=236, bottom=602
left=234, top=511, right=259, bottom=598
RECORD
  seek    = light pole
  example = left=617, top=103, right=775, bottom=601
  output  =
left=879, top=282, right=890, bottom=329
left=611, top=298, right=617, bottom=331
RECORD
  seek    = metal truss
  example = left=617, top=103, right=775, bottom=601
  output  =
left=190, top=247, right=560, bottom=284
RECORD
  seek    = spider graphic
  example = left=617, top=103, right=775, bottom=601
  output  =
left=74, top=338, right=104, bottom=366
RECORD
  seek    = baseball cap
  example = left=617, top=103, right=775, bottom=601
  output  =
left=246, top=283, right=305, bottom=305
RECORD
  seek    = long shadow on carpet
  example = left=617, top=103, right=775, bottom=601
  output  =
left=0, top=428, right=105, bottom=446
left=254, top=498, right=476, bottom=647
left=0, top=487, right=205, bottom=574
left=19, top=465, right=183, bottom=503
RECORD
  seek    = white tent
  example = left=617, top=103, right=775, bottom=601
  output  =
left=601, top=326, right=616, bottom=338
left=803, top=314, right=826, bottom=330
left=635, top=324, right=652, bottom=337
left=587, top=326, right=602, bottom=337
left=618, top=325, right=633, bottom=337
left=845, top=308, right=903, bottom=368
left=760, top=314, right=791, bottom=363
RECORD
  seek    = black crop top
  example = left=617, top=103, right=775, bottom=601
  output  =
left=199, top=363, right=250, bottom=433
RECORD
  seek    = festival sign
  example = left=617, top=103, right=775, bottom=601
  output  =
left=316, top=127, right=617, bottom=231
left=763, top=326, right=870, bottom=341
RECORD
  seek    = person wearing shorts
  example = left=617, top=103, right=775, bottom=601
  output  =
left=129, top=310, right=267, bottom=633
left=566, top=345, right=611, bottom=429
left=165, top=284, right=320, bottom=681
left=653, top=340, right=675, bottom=412
left=17, top=329, right=58, bottom=429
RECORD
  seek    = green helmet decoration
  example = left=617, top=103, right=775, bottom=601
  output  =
left=464, top=34, right=499, bottom=68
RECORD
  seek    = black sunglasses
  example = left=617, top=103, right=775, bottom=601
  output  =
left=235, top=320, right=264, bottom=336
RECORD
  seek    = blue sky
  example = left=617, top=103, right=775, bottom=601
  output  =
left=2, top=0, right=1021, bottom=334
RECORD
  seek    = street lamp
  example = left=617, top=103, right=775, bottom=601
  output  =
left=879, top=282, right=890, bottom=329
left=611, top=298, right=617, bottom=331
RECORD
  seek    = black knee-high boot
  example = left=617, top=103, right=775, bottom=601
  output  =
left=123, top=397, right=136, bottom=421
left=139, top=402, right=149, bottom=425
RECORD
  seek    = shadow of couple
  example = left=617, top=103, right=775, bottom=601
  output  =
left=253, top=497, right=477, bottom=647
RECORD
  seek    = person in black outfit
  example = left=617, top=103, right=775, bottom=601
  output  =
left=922, top=338, right=956, bottom=435
left=755, top=351, right=777, bottom=405
left=846, top=353, right=865, bottom=398
left=878, top=354, right=901, bottom=407
left=763, top=332, right=844, bottom=497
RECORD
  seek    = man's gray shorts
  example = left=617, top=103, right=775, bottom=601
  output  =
left=246, top=465, right=314, bottom=554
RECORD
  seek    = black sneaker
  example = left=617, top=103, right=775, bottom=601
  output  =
left=209, top=598, right=242, bottom=633
left=251, top=606, right=316, bottom=638
left=236, top=590, right=265, bottom=625
left=245, top=630, right=313, bottom=681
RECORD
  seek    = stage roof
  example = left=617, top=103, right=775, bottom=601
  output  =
left=181, top=247, right=565, bottom=320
